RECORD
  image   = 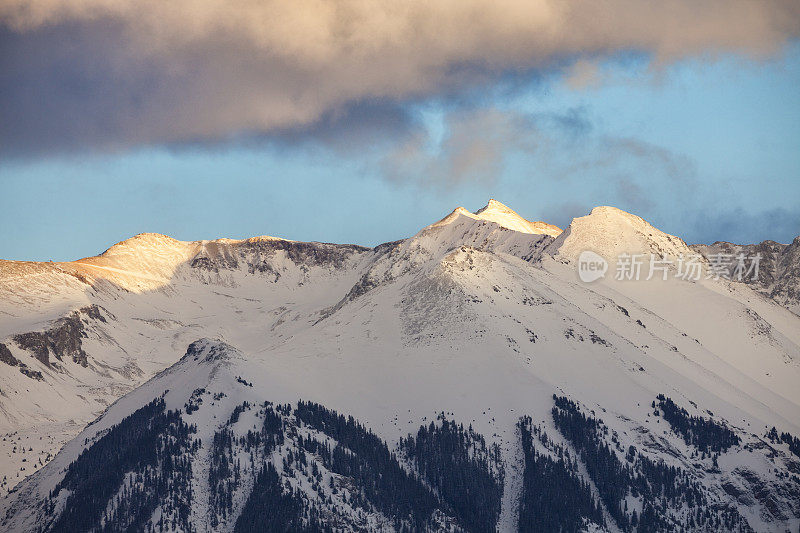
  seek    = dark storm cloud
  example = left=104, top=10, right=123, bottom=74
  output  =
left=1, top=0, right=799, bottom=157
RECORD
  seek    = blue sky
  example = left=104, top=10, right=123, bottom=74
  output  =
left=1, top=4, right=799, bottom=261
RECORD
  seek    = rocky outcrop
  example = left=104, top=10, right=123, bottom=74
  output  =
left=692, top=237, right=800, bottom=314
left=188, top=238, right=370, bottom=275
left=1, top=343, right=44, bottom=380
left=13, top=316, right=85, bottom=367
left=18, top=365, right=44, bottom=381
left=0, top=343, right=20, bottom=367
left=11, top=305, right=109, bottom=368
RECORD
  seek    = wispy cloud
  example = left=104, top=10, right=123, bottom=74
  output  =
left=380, top=109, right=548, bottom=187
left=1, top=0, right=798, bottom=156
left=687, top=207, right=800, bottom=245
left=564, top=59, right=603, bottom=90
left=554, top=136, right=696, bottom=184
left=377, top=106, right=695, bottom=201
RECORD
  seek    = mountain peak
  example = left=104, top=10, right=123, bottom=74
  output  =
left=473, top=199, right=562, bottom=236
left=547, top=205, right=693, bottom=263
left=97, top=233, right=186, bottom=257
left=475, top=198, right=513, bottom=214
left=588, top=205, right=648, bottom=224
left=432, top=200, right=562, bottom=237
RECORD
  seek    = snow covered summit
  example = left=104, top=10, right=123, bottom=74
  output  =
left=1, top=200, right=799, bottom=531
left=433, top=199, right=562, bottom=237
left=547, top=205, right=693, bottom=264
left=474, top=199, right=563, bottom=236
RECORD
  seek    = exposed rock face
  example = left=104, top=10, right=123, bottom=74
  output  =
left=692, top=237, right=800, bottom=314
left=11, top=305, right=108, bottom=368
left=13, top=316, right=85, bottom=367
left=1, top=343, right=44, bottom=381
left=13, top=331, right=55, bottom=367
left=188, top=238, right=370, bottom=275
left=243, top=240, right=369, bottom=269
left=17, top=366, right=43, bottom=381
left=0, top=343, right=19, bottom=367
left=728, top=466, right=800, bottom=522
left=79, top=304, right=108, bottom=323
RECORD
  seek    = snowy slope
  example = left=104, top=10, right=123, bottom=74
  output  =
left=0, top=200, right=799, bottom=532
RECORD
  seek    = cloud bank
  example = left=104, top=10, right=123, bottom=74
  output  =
left=1, top=0, right=799, bottom=156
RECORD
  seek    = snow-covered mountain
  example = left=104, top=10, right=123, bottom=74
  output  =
left=692, top=238, right=800, bottom=315
left=0, top=200, right=798, bottom=532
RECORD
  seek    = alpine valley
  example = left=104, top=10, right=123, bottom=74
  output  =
left=0, top=199, right=798, bottom=532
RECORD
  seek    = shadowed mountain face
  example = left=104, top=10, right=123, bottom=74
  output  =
left=692, top=237, right=800, bottom=315
left=1, top=200, right=799, bottom=531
